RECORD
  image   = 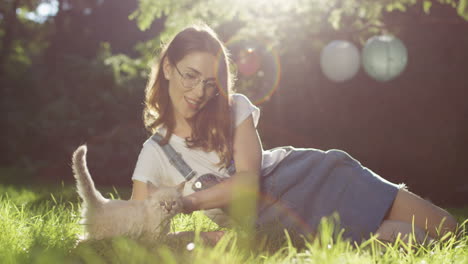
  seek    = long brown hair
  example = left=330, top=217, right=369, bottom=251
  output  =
left=143, top=24, right=235, bottom=169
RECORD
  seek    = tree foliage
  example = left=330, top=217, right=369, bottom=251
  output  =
left=1, top=0, right=153, bottom=185
left=129, top=0, right=467, bottom=101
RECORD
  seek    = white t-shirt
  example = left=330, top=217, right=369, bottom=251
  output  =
left=131, top=93, right=291, bottom=226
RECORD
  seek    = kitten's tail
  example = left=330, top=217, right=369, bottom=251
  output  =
left=72, top=145, right=105, bottom=207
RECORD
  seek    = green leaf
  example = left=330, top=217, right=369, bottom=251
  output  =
left=386, top=2, right=407, bottom=12
left=328, top=9, right=342, bottom=30
left=130, top=0, right=171, bottom=31
left=423, top=0, right=432, bottom=14
left=458, top=0, right=468, bottom=20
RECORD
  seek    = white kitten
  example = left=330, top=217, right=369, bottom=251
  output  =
left=72, top=145, right=185, bottom=242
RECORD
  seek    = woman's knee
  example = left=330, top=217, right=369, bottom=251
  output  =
left=438, top=211, right=458, bottom=233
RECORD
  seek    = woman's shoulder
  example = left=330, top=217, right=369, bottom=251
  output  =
left=230, top=93, right=251, bottom=103
left=138, top=134, right=183, bottom=169
left=230, top=93, right=257, bottom=110
left=230, top=93, right=260, bottom=127
left=140, top=135, right=163, bottom=155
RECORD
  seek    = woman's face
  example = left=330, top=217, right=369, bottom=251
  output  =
left=164, top=51, right=219, bottom=125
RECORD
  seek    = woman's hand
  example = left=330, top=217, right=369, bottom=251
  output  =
left=181, top=196, right=197, bottom=214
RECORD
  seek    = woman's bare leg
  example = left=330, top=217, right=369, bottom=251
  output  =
left=382, top=188, right=458, bottom=239
left=375, top=220, right=433, bottom=244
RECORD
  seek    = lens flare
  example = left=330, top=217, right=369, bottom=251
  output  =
left=237, top=47, right=261, bottom=76
left=257, top=191, right=313, bottom=235
left=225, top=37, right=282, bottom=105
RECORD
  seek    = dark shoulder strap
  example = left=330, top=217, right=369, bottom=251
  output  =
left=151, top=133, right=237, bottom=179
left=227, top=160, right=236, bottom=176
left=151, top=133, right=197, bottom=181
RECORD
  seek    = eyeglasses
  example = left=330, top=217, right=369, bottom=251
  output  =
left=174, top=64, right=219, bottom=96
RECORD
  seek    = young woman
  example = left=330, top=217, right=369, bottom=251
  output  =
left=130, top=24, right=458, bottom=245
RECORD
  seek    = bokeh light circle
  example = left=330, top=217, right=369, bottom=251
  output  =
left=224, top=37, right=282, bottom=105
left=320, top=40, right=361, bottom=82
left=186, top=242, right=195, bottom=251
left=362, top=35, right=408, bottom=82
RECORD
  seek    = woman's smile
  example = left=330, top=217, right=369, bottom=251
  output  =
left=184, top=96, right=203, bottom=111
left=166, top=51, right=218, bottom=122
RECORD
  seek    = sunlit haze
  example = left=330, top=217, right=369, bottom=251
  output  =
left=23, top=0, right=58, bottom=23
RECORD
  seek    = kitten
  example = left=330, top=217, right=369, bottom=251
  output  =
left=72, top=145, right=185, bottom=242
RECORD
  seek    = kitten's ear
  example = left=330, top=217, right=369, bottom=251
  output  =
left=176, top=181, right=186, bottom=193
left=147, top=181, right=159, bottom=193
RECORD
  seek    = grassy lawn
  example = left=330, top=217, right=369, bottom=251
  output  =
left=0, top=183, right=466, bottom=264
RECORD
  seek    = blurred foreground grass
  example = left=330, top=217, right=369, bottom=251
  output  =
left=0, top=183, right=467, bottom=264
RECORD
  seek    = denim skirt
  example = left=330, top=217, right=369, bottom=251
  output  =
left=256, top=147, right=405, bottom=244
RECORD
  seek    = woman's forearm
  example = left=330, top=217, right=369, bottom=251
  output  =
left=182, top=171, right=259, bottom=213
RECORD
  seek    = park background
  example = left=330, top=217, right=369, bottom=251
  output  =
left=1, top=0, right=467, bottom=208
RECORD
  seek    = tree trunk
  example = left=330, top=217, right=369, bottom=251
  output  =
left=43, top=0, right=66, bottom=78
left=0, top=0, right=20, bottom=81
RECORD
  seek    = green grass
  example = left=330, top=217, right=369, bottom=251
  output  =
left=0, top=183, right=467, bottom=264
